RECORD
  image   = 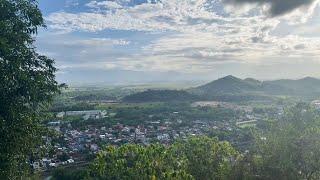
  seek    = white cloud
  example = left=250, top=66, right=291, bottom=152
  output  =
left=76, top=38, right=131, bottom=46
left=46, top=0, right=227, bottom=32
left=65, top=0, right=79, bottom=7
left=43, top=0, right=320, bottom=74
left=86, top=1, right=123, bottom=9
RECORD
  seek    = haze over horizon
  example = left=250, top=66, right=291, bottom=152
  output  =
left=37, top=0, right=320, bottom=84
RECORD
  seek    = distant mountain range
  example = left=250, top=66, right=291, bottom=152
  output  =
left=191, top=75, right=320, bottom=96
left=123, top=76, right=320, bottom=102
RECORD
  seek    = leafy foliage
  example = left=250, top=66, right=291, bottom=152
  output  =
left=0, top=0, right=60, bottom=178
left=52, top=168, right=89, bottom=180
left=237, top=104, right=320, bottom=180
left=170, top=137, right=238, bottom=180
left=90, top=143, right=193, bottom=180
left=89, top=137, right=238, bottom=180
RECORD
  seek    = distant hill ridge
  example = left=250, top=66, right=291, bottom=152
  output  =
left=191, top=75, right=320, bottom=96
left=122, top=76, right=320, bottom=102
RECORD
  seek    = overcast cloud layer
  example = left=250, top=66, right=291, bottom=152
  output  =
left=37, top=0, right=320, bottom=84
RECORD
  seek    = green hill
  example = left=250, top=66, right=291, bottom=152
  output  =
left=190, top=75, right=320, bottom=100
left=122, top=76, right=320, bottom=103
left=262, top=77, right=320, bottom=96
left=122, top=89, right=200, bottom=103
left=190, top=75, right=262, bottom=95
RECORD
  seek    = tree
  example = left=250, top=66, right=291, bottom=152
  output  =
left=52, top=168, right=89, bottom=180
left=90, top=144, right=193, bottom=180
left=242, top=103, right=320, bottom=180
left=89, top=137, right=238, bottom=180
left=170, top=136, right=238, bottom=180
left=0, top=0, right=60, bottom=178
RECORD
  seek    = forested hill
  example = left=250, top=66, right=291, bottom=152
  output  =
left=190, top=75, right=261, bottom=95
left=190, top=75, right=320, bottom=97
left=262, top=77, right=320, bottom=95
left=122, top=89, right=200, bottom=103
left=122, top=76, right=320, bottom=103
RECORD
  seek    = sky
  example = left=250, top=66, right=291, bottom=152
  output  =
left=37, top=0, right=320, bottom=84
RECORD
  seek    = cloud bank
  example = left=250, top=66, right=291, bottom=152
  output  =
left=223, top=0, right=319, bottom=17
left=38, top=0, right=320, bottom=81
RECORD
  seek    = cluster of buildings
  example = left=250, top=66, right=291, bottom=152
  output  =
left=35, top=116, right=236, bottom=171
left=34, top=104, right=279, bottom=172
left=31, top=157, right=75, bottom=171
left=56, top=110, right=109, bottom=120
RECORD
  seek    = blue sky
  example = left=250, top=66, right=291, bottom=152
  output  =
left=37, top=0, right=320, bottom=84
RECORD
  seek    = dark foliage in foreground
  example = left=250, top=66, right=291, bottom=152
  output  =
left=0, top=0, right=60, bottom=178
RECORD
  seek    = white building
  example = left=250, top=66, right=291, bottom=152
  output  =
left=66, top=110, right=101, bottom=116
left=65, top=110, right=106, bottom=120
left=157, top=134, right=170, bottom=141
left=56, top=112, right=65, bottom=118
left=312, top=100, right=320, bottom=109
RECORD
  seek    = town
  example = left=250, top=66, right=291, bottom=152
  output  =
left=31, top=100, right=285, bottom=172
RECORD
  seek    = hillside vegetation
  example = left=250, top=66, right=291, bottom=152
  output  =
left=122, top=89, right=200, bottom=103
left=191, top=75, right=320, bottom=97
left=123, top=76, right=320, bottom=103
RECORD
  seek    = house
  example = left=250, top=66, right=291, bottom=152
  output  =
left=311, top=100, right=320, bottom=110
left=122, top=127, right=131, bottom=133
left=157, top=134, right=170, bottom=141
left=56, top=112, right=65, bottom=118
left=83, top=114, right=91, bottom=120
left=67, top=159, right=74, bottom=164
left=48, top=121, right=61, bottom=126
left=101, top=126, right=106, bottom=131
left=90, top=144, right=99, bottom=152
left=32, top=162, right=41, bottom=170
left=48, top=121, right=61, bottom=132
left=41, top=158, right=51, bottom=168
left=49, top=162, right=57, bottom=168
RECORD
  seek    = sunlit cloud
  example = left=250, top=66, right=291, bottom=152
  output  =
left=38, top=0, right=320, bottom=81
